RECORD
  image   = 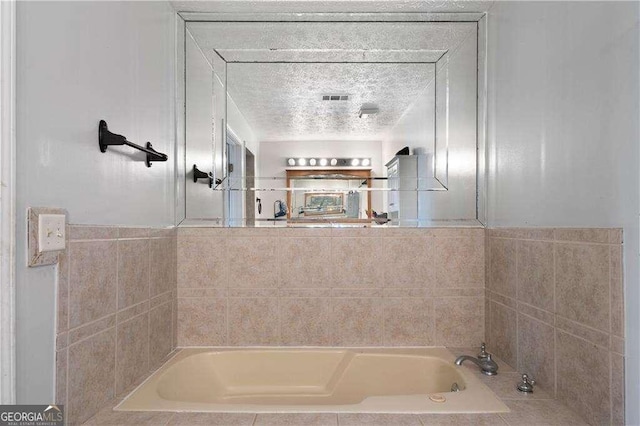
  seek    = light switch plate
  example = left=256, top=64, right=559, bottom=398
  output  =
left=38, top=214, right=66, bottom=252
left=27, top=207, right=68, bottom=267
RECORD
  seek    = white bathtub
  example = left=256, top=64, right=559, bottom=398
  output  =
left=116, top=347, right=508, bottom=414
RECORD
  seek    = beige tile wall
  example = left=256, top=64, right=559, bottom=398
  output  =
left=55, top=224, right=625, bottom=426
left=55, top=226, right=177, bottom=425
left=176, top=227, right=485, bottom=348
left=485, top=228, right=624, bottom=426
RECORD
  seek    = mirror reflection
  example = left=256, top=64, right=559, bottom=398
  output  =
left=181, top=19, right=484, bottom=227
left=287, top=169, right=373, bottom=223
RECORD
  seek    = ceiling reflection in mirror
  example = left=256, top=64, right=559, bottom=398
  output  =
left=181, top=18, right=484, bottom=227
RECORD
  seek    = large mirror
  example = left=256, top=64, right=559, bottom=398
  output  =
left=179, top=15, right=486, bottom=227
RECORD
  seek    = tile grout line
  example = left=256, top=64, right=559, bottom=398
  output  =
left=553, top=239, right=558, bottom=398
left=172, top=233, right=176, bottom=351
left=63, top=240, right=71, bottom=416
left=329, top=236, right=334, bottom=346
left=497, top=412, right=509, bottom=425
left=381, top=286, right=386, bottom=346
left=515, top=237, right=520, bottom=373
left=487, top=234, right=491, bottom=349
left=609, top=245, right=613, bottom=338
left=163, top=412, right=175, bottom=426
left=114, top=239, right=120, bottom=401
left=276, top=235, right=282, bottom=346
left=555, top=312, right=612, bottom=337
left=147, top=236, right=152, bottom=374
left=609, top=353, right=614, bottom=425
left=67, top=296, right=148, bottom=339
left=225, top=287, right=230, bottom=346
left=495, top=238, right=616, bottom=246
left=608, top=243, right=618, bottom=420
left=555, top=326, right=611, bottom=352
left=516, top=310, right=553, bottom=330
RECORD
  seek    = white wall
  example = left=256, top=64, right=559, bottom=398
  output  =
left=486, top=2, right=640, bottom=423
left=15, top=1, right=177, bottom=403
left=257, top=140, right=383, bottom=221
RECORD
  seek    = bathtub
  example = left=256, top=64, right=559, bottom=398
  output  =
left=116, top=348, right=509, bottom=414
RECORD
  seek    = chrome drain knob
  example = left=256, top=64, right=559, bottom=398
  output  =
left=517, top=373, right=535, bottom=393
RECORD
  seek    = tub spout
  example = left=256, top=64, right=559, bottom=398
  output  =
left=455, top=354, right=499, bottom=376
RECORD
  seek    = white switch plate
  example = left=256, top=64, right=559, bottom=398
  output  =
left=37, top=214, right=66, bottom=252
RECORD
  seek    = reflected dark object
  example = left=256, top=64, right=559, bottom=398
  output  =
left=395, top=146, right=410, bottom=156
left=193, top=164, right=213, bottom=188
left=372, top=211, right=390, bottom=225
left=274, top=200, right=287, bottom=218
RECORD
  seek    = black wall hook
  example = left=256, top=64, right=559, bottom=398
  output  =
left=193, top=164, right=213, bottom=188
left=98, top=120, right=168, bottom=167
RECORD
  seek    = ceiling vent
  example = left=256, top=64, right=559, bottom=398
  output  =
left=322, top=94, right=349, bottom=101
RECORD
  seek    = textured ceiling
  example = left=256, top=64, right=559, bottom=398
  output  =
left=227, top=62, right=435, bottom=141
left=186, top=16, right=476, bottom=142
left=188, top=21, right=476, bottom=51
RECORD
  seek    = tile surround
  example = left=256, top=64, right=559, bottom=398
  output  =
left=556, top=330, right=610, bottom=426
left=228, top=296, right=280, bottom=345
left=332, top=297, right=384, bottom=346
left=67, top=328, right=116, bottom=425
left=56, top=225, right=177, bottom=425
left=489, top=301, right=517, bottom=368
left=611, top=354, right=625, bottom=425
left=280, top=297, right=332, bottom=345
left=435, top=235, right=485, bottom=288
left=117, top=239, right=150, bottom=309
left=434, top=297, right=484, bottom=347
left=279, top=237, right=332, bottom=288
left=254, top=413, right=338, bottom=426
left=55, top=225, right=625, bottom=426
left=517, top=312, right=555, bottom=391
left=339, top=413, right=421, bottom=425
left=167, top=413, right=256, bottom=425
left=516, top=240, right=554, bottom=312
left=489, top=237, right=517, bottom=298
left=555, top=243, right=610, bottom=332
left=177, top=297, right=226, bottom=346
left=499, top=399, right=588, bottom=425
left=176, top=227, right=485, bottom=347
left=418, top=413, right=508, bottom=425
left=383, top=297, right=434, bottom=346
left=116, top=312, right=150, bottom=394
left=486, top=228, right=625, bottom=426
left=150, top=237, right=176, bottom=297
left=68, top=240, right=118, bottom=328
left=149, top=303, right=173, bottom=367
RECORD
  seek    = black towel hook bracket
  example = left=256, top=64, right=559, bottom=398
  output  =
left=193, top=164, right=213, bottom=188
left=98, top=120, right=168, bottom=167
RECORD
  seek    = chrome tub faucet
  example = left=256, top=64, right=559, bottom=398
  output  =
left=454, top=343, right=499, bottom=376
